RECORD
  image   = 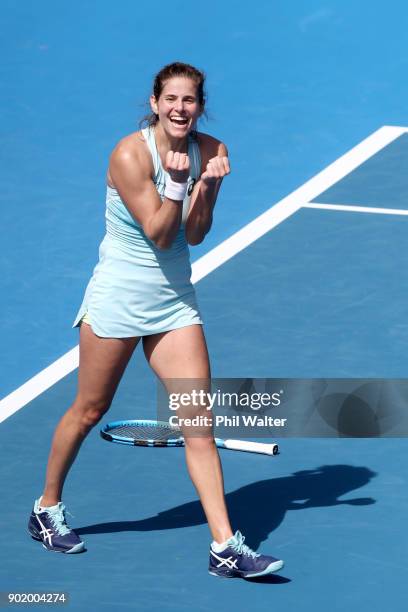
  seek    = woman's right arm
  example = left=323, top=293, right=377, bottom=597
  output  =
left=109, top=138, right=187, bottom=250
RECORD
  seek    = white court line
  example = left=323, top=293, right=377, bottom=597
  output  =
left=1, top=124, right=407, bottom=424
left=304, top=202, right=408, bottom=216
left=0, top=348, right=80, bottom=425
left=191, top=125, right=406, bottom=282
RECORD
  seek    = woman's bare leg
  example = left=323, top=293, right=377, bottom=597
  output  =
left=41, top=323, right=139, bottom=507
left=143, top=324, right=233, bottom=544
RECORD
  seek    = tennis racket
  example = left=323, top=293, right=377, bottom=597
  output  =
left=100, top=419, right=279, bottom=456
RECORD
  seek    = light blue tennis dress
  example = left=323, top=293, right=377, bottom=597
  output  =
left=72, top=127, right=203, bottom=338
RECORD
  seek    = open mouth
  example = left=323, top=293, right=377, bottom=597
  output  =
left=170, top=117, right=189, bottom=127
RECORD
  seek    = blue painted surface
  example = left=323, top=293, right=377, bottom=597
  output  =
left=2, top=207, right=408, bottom=610
left=315, top=134, right=408, bottom=208
left=198, top=208, right=408, bottom=378
left=1, top=372, right=407, bottom=611
left=1, top=1, right=408, bottom=610
left=2, top=0, right=408, bottom=395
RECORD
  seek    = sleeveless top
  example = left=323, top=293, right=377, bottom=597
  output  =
left=72, top=127, right=203, bottom=338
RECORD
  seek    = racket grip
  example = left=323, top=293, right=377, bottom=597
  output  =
left=223, top=439, right=278, bottom=455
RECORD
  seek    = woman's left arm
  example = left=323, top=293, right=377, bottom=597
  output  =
left=185, top=140, right=230, bottom=246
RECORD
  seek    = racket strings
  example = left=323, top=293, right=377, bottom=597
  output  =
left=107, top=423, right=180, bottom=442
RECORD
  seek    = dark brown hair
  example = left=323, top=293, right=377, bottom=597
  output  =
left=140, top=62, right=206, bottom=128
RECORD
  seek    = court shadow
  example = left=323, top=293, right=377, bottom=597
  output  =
left=76, top=464, right=376, bottom=549
left=244, top=575, right=291, bottom=584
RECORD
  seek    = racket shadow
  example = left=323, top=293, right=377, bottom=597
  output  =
left=76, top=464, right=376, bottom=548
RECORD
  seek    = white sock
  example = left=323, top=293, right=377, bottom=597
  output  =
left=37, top=497, right=60, bottom=512
left=211, top=533, right=236, bottom=552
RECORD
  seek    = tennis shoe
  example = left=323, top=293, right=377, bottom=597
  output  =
left=28, top=498, right=85, bottom=553
left=209, top=530, right=283, bottom=578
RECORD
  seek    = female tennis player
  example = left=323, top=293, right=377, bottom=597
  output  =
left=28, top=62, right=284, bottom=578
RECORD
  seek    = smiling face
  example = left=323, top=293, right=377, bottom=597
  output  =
left=150, top=76, right=203, bottom=140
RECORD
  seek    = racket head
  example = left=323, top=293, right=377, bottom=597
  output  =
left=100, top=419, right=184, bottom=447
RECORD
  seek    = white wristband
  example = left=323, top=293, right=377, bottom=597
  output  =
left=164, top=177, right=188, bottom=201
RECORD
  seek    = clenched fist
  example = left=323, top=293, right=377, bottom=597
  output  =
left=165, top=151, right=190, bottom=183
left=201, top=156, right=230, bottom=184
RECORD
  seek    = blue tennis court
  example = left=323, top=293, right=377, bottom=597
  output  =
left=1, top=2, right=408, bottom=610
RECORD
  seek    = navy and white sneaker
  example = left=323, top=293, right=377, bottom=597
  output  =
left=209, top=530, right=283, bottom=579
left=28, top=498, right=85, bottom=554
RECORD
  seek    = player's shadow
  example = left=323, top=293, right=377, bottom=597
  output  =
left=77, top=464, right=376, bottom=549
